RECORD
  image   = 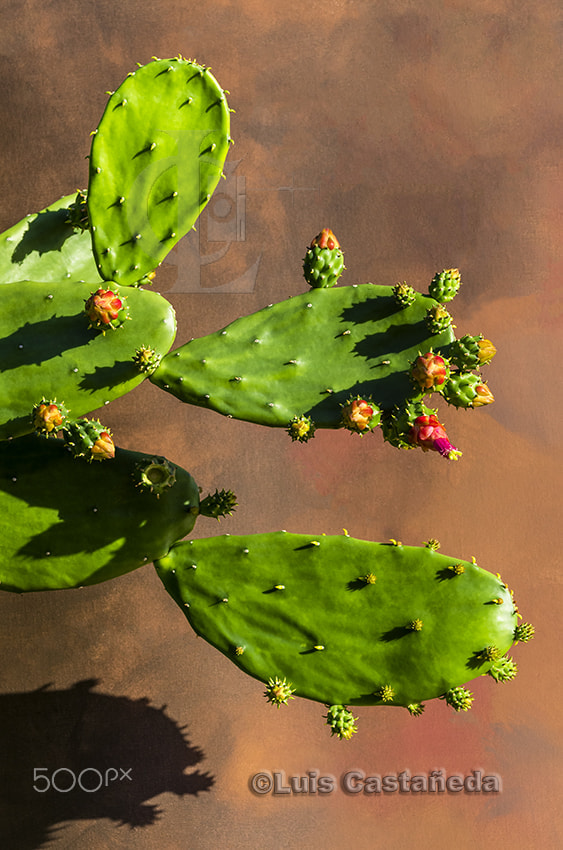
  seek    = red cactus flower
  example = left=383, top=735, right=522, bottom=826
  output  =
left=410, top=414, right=462, bottom=460
left=411, top=352, right=449, bottom=391
left=311, top=228, right=340, bottom=251
left=85, top=288, right=125, bottom=327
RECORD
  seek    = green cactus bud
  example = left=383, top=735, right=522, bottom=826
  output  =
left=324, top=704, right=358, bottom=740
left=287, top=414, right=316, bottom=443
left=449, top=334, right=496, bottom=370
left=444, top=686, right=474, bottom=712
left=199, top=488, right=238, bottom=519
left=303, top=228, right=345, bottom=288
left=488, top=656, right=518, bottom=683
left=406, top=703, right=425, bottom=716
left=133, top=345, right=162, bottom=375
left=264, top=676, right=295, bottom=708
left=63, top=418, right=115, bottom=462
left=425, top=304, right=454, bottom=334
left=64, top=189, right=89, bottom=232
left=428, top=269, right=461, bottom=303
left=392, top=281, right=416, bottom=308
left=513, top=622, right=535, bottom=643
left=442, top=372, right=494, bottom=409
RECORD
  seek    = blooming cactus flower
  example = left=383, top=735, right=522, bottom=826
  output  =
left=410, top=414, right=462, bottom=460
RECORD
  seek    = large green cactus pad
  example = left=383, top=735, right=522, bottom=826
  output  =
left=0, top=279, right=176, bottom=440
left=150, top=284, right=455, bottom=427
left=87, top=56, right=231, bottom=285
left=0, top=194, right=100, bottom=285
left=0, top=435, right=200, bottom=592
left=155, top=532, right=521, bottom=708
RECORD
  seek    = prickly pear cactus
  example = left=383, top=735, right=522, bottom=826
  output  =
left=155, top=532, right=532, bottom=736
left=0, top=279, right=176, bottom=440
left=0, top=434, right=203, bottom=591
left=87, top=55, right=232, bottom=286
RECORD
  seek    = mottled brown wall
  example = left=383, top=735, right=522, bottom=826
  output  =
left=0, top=1, right=561, bottom=848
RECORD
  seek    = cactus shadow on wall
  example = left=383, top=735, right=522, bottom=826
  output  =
left=0, top=679, right=214, bottom=850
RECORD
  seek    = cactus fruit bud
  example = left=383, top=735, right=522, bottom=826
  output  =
left=472, top=383, right=495, bottom=407
left=287, top=414, right=316, bottom=443
left=449, top=335, right=496, bottom=370
left=63, top=418, right=115, bottom=461
left=410, top=414, right=462, bottom=460
left=324, top=705, right=359, bottom=740
left=488, top=656, right=518, bottom=682
left=410, top=351, right=450, bottom=392
left=85, top=287, right=129, bottom=330
left=375, top=685, right=395, bottom=703
left=31, top=399, right=69, bottom=435
left=444, top=686, right=474, bottom=711
left=428, top=269, right=461, bottom=303
left=199, top=488, right=238, bottom=519
left=408, top=618, right=424, bottom=631
left=392, top=281, right=416, bottom=308
left=64, top=189, right=89, bottom=232
left=407, top=703, right=425, bottom=716
left=341, top=397, right=381, bottom=433
left=303, top=228, right=345, bottom=288
left=133, top=345, right=162, bottom=375
left=135, top=457, right=177, bottom=496
left=264, top=676, right=295, bottom=708
left=442, top=373, right=494, bottom=409
left=425, top=304, right=453, bottom=334
left=513, top=622, right=535, bottom=643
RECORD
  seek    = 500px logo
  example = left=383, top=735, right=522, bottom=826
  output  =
left=33, top=767, right=132, bottom=793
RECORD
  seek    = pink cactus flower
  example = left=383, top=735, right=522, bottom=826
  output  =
left=410, top=414, right=462, bottom=460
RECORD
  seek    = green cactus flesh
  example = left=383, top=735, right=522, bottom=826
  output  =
left=150, top=284, right=455, bottom=429
left=0, top=279, right=176, bottom=440
left=87, top=56, right=231, bottom=286
left=0, top=434, right=200, bottom=592
left=0, top=194, right=101, bottom=285
left=155, top=532, right=524, bottom=710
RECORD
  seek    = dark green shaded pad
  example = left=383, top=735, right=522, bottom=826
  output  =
left=88, top=57, right=231, bottom=285
left=155, top=532, right=518, bottom=707
left=150, top=284, right=454, bottom=427
left=0, top=280, right=176, bottom=440
left=0, top=194, right=100, bottom=285
left=0, top=435, right=200, bottom=592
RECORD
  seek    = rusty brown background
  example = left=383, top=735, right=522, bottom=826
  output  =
left=0, top=1, right=561, bottom=847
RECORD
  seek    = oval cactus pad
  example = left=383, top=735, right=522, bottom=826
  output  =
left=0, top=435, right=200, bottom=591
left=87, top=56, right=231, bottom=285
left=151, top=284, right=455, bottom=427
left=155, top=532, right=523, bottom=711
left=0, top=280, right=176, bottom=440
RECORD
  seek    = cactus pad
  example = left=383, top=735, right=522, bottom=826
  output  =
left=0, top=279, right=176, bottom=440
left=0, top=194, right=101, bottom=285
left=0, top=434, right=201, bottom=591
left=87, top=56, right=231, bottom=285
left=155, top=532, right=528, bottom=722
